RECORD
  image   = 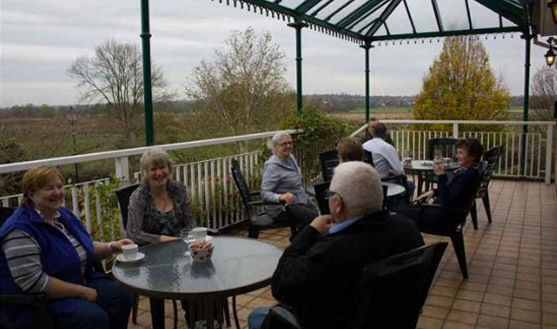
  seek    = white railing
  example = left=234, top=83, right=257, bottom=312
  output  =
left=0, top=130, right=298, bottom=235
left=352, top=120, right=555, bottom=184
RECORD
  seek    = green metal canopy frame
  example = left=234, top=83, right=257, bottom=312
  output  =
left=140, top=0, right=538, bottom=173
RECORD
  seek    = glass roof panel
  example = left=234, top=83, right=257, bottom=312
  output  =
left=501, top=16, right=515, bottom=28
left=437, top=0, right=471, bottom=31
left=328, top=0, right=374, bottom=25
left=276, top=0, right=303, bottom=10
left=405, top=0, right=439, bottom=33
left=314, top=0, right=357, bottom=21
left=371, top=24, right=389, bottom=37
left=382, top=2, right=414, bottom=35
left=469, top=0, right=502, bottom=29
left=350, top=3, right=387, bottom=34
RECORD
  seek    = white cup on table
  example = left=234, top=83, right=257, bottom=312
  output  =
left=122, top=244, right=138, bottom=260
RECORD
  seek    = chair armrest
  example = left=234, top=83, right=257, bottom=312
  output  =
left=248, top=200, right=282, bottom=207
left=249, top=190, right=261, bottom=197
left=266, top=305, right=303, bottom=329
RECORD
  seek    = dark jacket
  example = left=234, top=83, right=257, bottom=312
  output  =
left=435, top=164, right=481, bottom=209
left=271, top=211, right=424, bottom=329
left=0, top=205, right=104, bottom=328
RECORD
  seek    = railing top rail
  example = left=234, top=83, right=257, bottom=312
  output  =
left=0, top=129, right=299, bottom=174
left=350, top=120, right=555, bottom=137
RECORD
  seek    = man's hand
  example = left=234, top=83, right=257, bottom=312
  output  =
left=310, top=215, right=334, bottom=236
left=416, top=190, right=435, bottom=203
left=280, top=192, right=296, bottom=205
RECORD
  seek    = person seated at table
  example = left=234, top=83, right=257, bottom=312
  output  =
left=248, top=162, right=424, bottom=329
left=126, top=148, right=196, bottom=245
left=261, top=132, right=318, bottom=227
left=0, top=166, right=133, bottom=329
left=336, top=137, right=364, bottom=163
left=361, top=116, right=394, bottom=145
left=363, top=123, right=414, bottom=198
left=394, top=138, right=483, bottom=231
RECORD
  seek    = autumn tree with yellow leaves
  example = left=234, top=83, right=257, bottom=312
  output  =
left=413, top=36, right=510, bottom=129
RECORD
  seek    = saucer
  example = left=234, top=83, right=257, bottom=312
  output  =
left=116, top=252, right=145, bottom=263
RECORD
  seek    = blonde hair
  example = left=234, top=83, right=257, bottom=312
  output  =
left=21, top=167, right=64, bottom=206
left=139, top=148, right=173, bottom=183
left=329, top=161, right=383, bottom=216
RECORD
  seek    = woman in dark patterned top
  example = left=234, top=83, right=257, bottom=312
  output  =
left=126, top=148, right=195, bottom=246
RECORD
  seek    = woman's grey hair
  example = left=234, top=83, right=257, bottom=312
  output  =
left=268, top=132, right=292, bottom=154
left=329, top=161, right=383, bottom=216
left=139, top=148, right=173, bottom=183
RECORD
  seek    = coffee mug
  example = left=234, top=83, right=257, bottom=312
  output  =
left=122, top=244, right=138, bottom=260
left=192, top=227, right=207, bottom=242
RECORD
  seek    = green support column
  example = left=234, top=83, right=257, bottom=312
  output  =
left=288, top=20, right=308, bottom=113
left=140, top=0, right=154, bottom=146
left=360, top=42, right=373, bottom=124
left=520, top=33, right=532, bottom=176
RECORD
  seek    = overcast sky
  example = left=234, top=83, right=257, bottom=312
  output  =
left=0, top=0, right=551, bottom=108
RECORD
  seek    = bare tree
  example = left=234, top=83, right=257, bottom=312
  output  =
left=186, top=28, right=294, bottom=136
left=531, top=65, right=557, bottom=121
left=68, top=39, right=167, bottom=144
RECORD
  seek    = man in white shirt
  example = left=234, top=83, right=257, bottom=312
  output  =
left=362, top=123, right=403, bottom=179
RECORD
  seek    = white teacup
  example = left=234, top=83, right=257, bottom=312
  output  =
left=122, top=244, right=139, bottom=260
left=192, top=227, right=208, bottom=242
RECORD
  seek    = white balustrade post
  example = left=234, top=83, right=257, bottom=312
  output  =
left=546, top=124, right=554, bottom=185
left=453, top=123, right=459, bottom=139
left=114, top=156, right=130, bottom=185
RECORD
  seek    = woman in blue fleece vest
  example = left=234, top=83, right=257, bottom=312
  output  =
left=0, top=167, right=133, bottom=329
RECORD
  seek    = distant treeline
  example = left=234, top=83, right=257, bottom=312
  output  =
left=0, top=95, right=526, bottom=117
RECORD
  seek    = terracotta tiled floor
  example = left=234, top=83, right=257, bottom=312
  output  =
left=127, top=180, right=557, bottom=329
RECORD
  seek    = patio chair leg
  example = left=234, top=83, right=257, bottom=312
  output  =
left=470, top=200, right=478, bottom=230
left=483, top=194, right=492, bottom=223
left=450, top=232, right=468, bottom=279
left=248, top=225, right=260, bottom=239
left=172, top=300, right=178, bottom=329
left=132, top=293, right=139, bottom=324
left=232, top=296, right=241, bottom=329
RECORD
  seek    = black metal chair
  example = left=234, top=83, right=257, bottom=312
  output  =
left=313, top=181, right=331, bottom=215
left=470, top=146, right=503, bottom=230
left=363, top=150, right=374, bottom=167
left=263, top=242, right=448, bottom=329
left=318, top=149, right=339, bottom=182
left=230, top=159, right=295, bottom=239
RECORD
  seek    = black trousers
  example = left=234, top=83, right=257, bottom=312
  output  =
left=393, top=204, right=458, bottom=232
left=273, top=204, right=319, bottom=227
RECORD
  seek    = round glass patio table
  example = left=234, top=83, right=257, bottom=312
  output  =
left=113, top=237, right=283, bottom=329
left=404, top=160, right=460, bottom=195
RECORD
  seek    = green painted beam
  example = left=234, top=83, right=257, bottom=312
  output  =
left=295, top=0, right=322, bottom=14
left=240, top=0, right=363, bottom=40
left=346, top=1, right=388, bottom=31
left=309, top=0, right=333, bottom=17
left=370, top=26, right=524, bottom=41
left=337, top=0, right=386, bottom=29
left=465, top=0, right=473, bottom=30
left=324, top=0, right=355, bottom=22
left=474, top=0, right=527, bottom=27
left=366, top=0, right=403, bottom=37
left=431, top=0, right=444, bottom=32
left=140, top=0, right=154, bottom=146
left=403, top=0, right=417, bottom=34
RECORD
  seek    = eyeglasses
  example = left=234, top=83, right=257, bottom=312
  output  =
left=327, top=190, right=337, bottom=198
left=278, top=141, right=293, bottom=147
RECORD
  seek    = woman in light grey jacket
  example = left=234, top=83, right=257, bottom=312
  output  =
left=261, top=132, right=318, bottom=228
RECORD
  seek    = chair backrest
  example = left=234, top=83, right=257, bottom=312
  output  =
left=363, top=150, right=374, bottom=167
left=427, top=138, right=458, bottom=160
left=319, top=149, right=339, bottom=182
left=477, top=160, right=497, bottom=198
left=115, top=184, right=140, bottom=228
left=0, top=207, right=16, bottom=226
left=347, top=242, right=448, bottom=329
left=483, top=145, right=503, bottom=166
left=313, top=181, right=331, bottom=215
left=230, top=159, right=253, bottom=215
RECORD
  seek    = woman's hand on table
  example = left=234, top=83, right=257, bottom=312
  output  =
left=279, top=192, right=296, bottom=205
left=158, top=235, right=180, bottom=243
left=416, top=190, right=435, bottom=203
left=108, top=239, right=134, bottom=252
